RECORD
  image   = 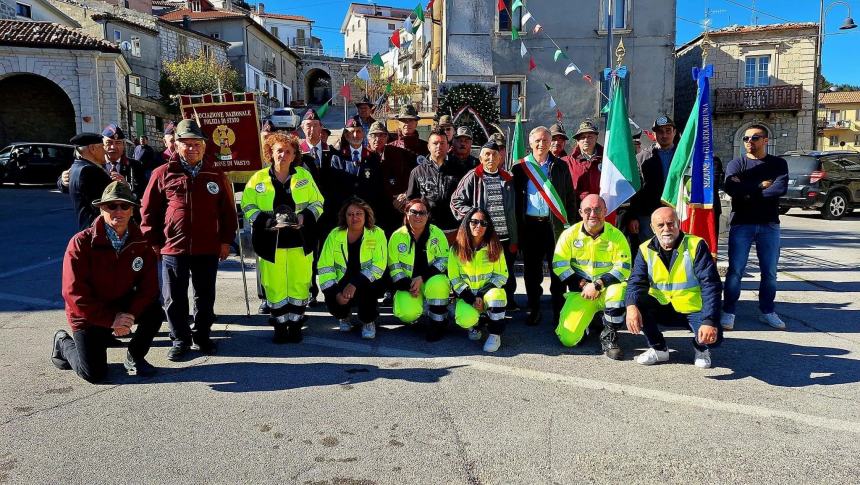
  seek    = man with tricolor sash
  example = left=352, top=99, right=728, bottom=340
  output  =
left=512, top=125, right=577, bottom=326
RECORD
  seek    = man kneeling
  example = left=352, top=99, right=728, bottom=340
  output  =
left=552, top=195, right=631, bottom=359
left=625, top=207, right=723, bottom=368
left=51, top=182, right=161, bottom=382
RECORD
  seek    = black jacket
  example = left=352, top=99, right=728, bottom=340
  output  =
left=67, top=158, right=112, bottom=231
left=327, top=145, right=387, bottom=227
left=511, top=154, right=578, bottom=242
left=622, top=145, right=674, bottom=226
left=406, top=156, right=471, bottom=231
left=105, top=155, right=146, bottom=199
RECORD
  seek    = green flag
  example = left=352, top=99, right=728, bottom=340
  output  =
left=385, top=83, right=393, bottom=94
left=554, top=49, right=566, bottom=62
left=599, top=71, right=640, bottom=214
left=511, top=111, right=527, bottom=162
left=317, top=99, right=330, bottom=118
left=371, top=53, right=384, bottom=67
left=511, top=0, right=523, bottom=11
left=511, top=27, right=519, bottom=40
left=413, top=4, right=425, bottom=22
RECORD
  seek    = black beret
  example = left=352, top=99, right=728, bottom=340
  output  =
left=69, top=133, right=104, bottom=146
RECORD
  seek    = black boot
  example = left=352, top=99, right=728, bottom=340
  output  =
left=258, top=301, right=271, bottom=315
left=272, top=322, right=288, bottom=343
left=285, top=323, right=303, bottom=343
left=526, top=309, right=542, bottom=326
left=425, top=320, right=446, bottom=342
left=600, top=326, right=624, bottom=360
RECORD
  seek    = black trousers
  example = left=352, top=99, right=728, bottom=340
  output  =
left=501, top=239, right=518, bottom=305
left=521, top=216, right=565, bottom=316
left=59, top=305, right=162, bottom=383
left=324, top=276, right=382, bottom=324
left=162, top=254, right=219, bottom=345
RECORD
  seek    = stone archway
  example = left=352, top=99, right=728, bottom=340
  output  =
left=0, top=74, right=76, bottom=147
left=305, top=68, right=332, bottom=105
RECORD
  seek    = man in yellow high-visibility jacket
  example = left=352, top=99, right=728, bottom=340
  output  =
left=626, top=207, right=723, bottom=369
left=552, top=194, right=630, bottom=360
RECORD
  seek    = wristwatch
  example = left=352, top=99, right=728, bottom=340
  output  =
left=593, top=279, right=604, bottom=292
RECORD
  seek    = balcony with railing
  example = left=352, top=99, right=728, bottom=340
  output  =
left=714, top=85, right=803, bottom=114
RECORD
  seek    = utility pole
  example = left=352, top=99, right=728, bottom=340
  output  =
left=605, top=0, right=614, bottom=116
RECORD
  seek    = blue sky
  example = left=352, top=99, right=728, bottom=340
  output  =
left=269, top=0, right=859, bottom=85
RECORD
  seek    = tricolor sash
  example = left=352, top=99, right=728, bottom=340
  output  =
left=521, top=154, right=569, bottom=226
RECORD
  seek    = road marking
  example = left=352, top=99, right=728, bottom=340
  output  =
left=302, top=336, right=860, bottom=435
left=0, top=292, right=62, bottom=307
left=0, top=259, right=59, bottom=279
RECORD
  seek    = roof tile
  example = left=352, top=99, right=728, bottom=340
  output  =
left=0, top=20, right=120, bottom=53
left=819, top=91, right=860, bottom=104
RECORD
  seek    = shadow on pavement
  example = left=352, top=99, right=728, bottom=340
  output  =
left=138, top=362, right=460, bottom=393
left=728, top=300, right=860, bottom=334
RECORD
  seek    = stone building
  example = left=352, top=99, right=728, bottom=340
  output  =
left=0, top=20, right=130, bottom=146
left=251, top=4, right=321, bottom=55
left=817, top=90, right=860, bottom=151
left=675, top=23, right=817, bottom=163
left=341, top=2, right=411, bottom=59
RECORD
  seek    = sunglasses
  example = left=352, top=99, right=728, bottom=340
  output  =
left=105, top=203, right=132, bottom=211
left=742, top=135, right=764, bottom=142
left=469, top=219, right=489, bottom=227
left=407, top=209, right=428, bottom=217
left=581, top=208, right=604, bottom=215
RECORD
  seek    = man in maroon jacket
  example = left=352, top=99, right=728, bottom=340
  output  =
left=141, top=119, right=238, bottom=361
left=562, top=119, right=604, bottom=209
left=52, top=182, right=161, bottom=382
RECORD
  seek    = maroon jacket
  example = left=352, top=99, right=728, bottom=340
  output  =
left=62, top=219, right=159, bottom=331
left=140, top=158, right=238, bottom=256
left=388, top=133, right=428, bottom=159
left=562, top=143, right=603, bottom=202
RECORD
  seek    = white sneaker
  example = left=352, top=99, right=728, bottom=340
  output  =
left=720, top=312, right=735, bottom=331
left=483, top=334, right=501, bottom=352
left=759, top=312, right=786, bottom=330
left=361, top=322, right=376, bottom=339
left=694, top=348, right=712, bottom=369
left=467, top=327, right=483, bottom=341
left=635, top=348, right=670, bottom=365
left=338, top=318, right=352, bottom=332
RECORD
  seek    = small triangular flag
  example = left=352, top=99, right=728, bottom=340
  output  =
left=371, top=53, right=384, bottom=67
left=582, top=74, right=593, bottom=84
left=391, top=30, right=401, bottom=48
left=528, top=56, right=536, bottom=72
left=511, top=0, right=523, bottom=11
left=497, top=0, right=505, bottom=12
left=522, top=11, right=532, bottom=25
left=356, top=65, right=370, bottom=81
left=533, top=24, right=542, bottom=34
left=413, top=4, right=425, bottom=22
left=544, top=83, right=552, bottom=91
left=556, top=109, right=563, bottom=121
left=401, top=39, right=412, bottom=50
left=427, top=0, right=434, bottom=10
left=554, top=49, right=566, bottom=62
left=548, top=96, right=556, bottom=109
left=601, top=102, right=610, bottom=114
left=317, top=99, right=330, bottom=118
left=511, top=27, right=519, bottom=40
left=404, top=17, right=413, bottom=34
left=340, top=84, right=351, bottom=100
left=520, top=41, right=527, bottom=58
left=564, top=62, right=580, bottom=76
left=385, top=83, right=393, bottom=94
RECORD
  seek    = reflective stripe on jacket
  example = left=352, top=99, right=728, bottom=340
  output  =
left=387, top=224, right=449, bottom=283
left=447, top=245, right=508, bottom=295
left=318, top=226, right=388, bottom=291
left=552, top=222, right=631, bottom=283
left=241, top=166, right=324, bottom=224
left=640, top=234, right=704, bottom=313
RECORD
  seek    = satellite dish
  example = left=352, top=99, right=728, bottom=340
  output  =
left=119, top=41, right=132, bottom=52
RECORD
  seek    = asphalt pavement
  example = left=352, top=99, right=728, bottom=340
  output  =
left=0, top=187, right=858, bottom=484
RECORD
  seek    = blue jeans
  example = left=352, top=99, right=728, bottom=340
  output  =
left=723, top=223, right=781, bottom=314
left=637, top=294, right=723, bottom=352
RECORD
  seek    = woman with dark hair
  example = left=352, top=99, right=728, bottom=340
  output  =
left=448, top=208, right=508, bottom=352
left=387, top=199, right=450, bottom=341
left=241, top=132, right=323, bottom=343
left=318, top=197, right=388, bottom=339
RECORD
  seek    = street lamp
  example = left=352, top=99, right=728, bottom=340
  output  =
left=814, top=0, right=856, bottom=149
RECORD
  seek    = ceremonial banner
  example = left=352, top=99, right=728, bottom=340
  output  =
left=599, top=68, right=639, bottom=215
left=662, top=65, right=718, bottom=256
left=179, top=93, right=262, bottom=173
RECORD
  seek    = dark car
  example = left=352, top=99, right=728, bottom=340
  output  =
left=779, top=150, right=860, bottom=219
left=0, top=143, right=76, bottom=185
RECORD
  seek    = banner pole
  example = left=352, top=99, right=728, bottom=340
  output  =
left=236, top=223, right=251, bottom=316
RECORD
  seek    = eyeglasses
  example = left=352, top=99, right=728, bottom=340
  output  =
left=742, top=135, right=764, bottom=142
left=581, top=207, right=604, bottom=215
left=407, top=209, right=428, bottom=217
left=105, top=203, right=132, bottom=211
left=469, top=219, right=489, bottom=227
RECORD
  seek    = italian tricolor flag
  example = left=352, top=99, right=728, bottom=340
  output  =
left=599, top=70, right=640, bottom=216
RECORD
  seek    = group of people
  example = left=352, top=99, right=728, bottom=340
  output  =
left=51, top=96, right=789, bottom=384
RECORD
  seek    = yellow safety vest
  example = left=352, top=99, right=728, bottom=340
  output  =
left=552, top=222, right=631, bottom=283
left=388, top=225, right=449, bottom=283
left=448, top=245, right=508, bottom=295
left=241, top=166, right=324, bottom=224
left=318, top=226, right=388, bottom=291
left=640, top=235, right=704, bottom=313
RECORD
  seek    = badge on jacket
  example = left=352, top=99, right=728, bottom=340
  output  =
left=207, top=182, right=220, bottom=194
left=364, top=169, right=371, bottom=179
left=255, top=182, right=265, bottom=193
left=132, top=257, right=144, bottom=272
left=398, top=243, right=407, bottom=253
left=573, top=239, right=584, bottom=248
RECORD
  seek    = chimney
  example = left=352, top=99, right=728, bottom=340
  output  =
left=182, top=15, right=191, bottom=30
left=258, top=3, right=264, bottom=14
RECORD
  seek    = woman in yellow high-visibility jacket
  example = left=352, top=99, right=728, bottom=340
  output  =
left=388, top=199, right=450, bottom=341
left=241, top=132, right=323, bottom=343
left=318, top=198, right=387, bottom=339
left=448, top=208, right=508, bottom=352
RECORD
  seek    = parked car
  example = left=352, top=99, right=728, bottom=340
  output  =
left=779, top=150, right=860, bottom=219
left=0, top=142, right=76, bottom=185
left=269, top=108, right=301, bottom=130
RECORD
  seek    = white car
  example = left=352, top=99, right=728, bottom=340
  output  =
left=269, top=108, right=300, bottom=130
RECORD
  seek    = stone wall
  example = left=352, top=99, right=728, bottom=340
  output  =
left=158, top=23, right=229, bottom=65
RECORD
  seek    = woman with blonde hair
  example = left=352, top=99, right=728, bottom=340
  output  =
left=241, top=132, right=324, bottom=343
